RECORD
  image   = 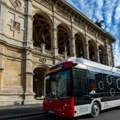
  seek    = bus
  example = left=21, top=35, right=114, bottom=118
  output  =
left=43, top=57, right=120, bottom=118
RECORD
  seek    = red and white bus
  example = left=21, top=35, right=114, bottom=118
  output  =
left=43, top=57, right=120, bottom=118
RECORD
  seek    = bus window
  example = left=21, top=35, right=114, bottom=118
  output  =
left=73, top=69, right=89, bottom=98
left=115, top=76, right=120, bottom=96
left=45, top=69, right=72, bottom=98
left=95, top=73, right=104, bottom=93
left=102, top=73, right=113, bottom=96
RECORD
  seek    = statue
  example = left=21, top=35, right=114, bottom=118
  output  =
left=39, top=33, right=45, bottom=44
left=95, top=20, right=104, bottom=28
left=79, top=48, right=84, bottom=57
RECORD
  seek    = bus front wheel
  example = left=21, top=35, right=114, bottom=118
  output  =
left=91, top=102, right=100, bottom=117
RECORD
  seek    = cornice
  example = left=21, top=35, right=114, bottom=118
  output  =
left=0, top=39, right=22, bottom=50
left=34, top=0, right=52, bottom=10
left=60, top=0, right=115, bottom=42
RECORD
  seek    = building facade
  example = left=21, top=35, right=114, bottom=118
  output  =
left=0, top=0, right=115, bottom=106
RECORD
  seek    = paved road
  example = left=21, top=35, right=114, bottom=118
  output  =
left=9, top=107, right=120, bottom=120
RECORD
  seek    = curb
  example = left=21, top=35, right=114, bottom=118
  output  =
left=0, top=112, right=46, bottom=120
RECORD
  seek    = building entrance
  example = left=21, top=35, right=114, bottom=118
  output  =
left=33, top=67, right=47, bottom=99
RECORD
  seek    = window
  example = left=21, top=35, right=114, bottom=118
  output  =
left=73, top=69, right=89, bottom=98
left=45, top=69, right=72, bottom=98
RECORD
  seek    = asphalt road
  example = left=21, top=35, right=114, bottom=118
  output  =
left=9, top=107, right=120, bottom=120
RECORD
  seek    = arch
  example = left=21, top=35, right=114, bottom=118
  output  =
left=32, top=10, right=52, bottom=25
left=33, top=12, right=52, bottom=51
left=88, top=40, right=96, bottom=61
left=75, top=32, right=85, bottom=42
left=75, top=32, right=85, bottom=58
left=33, top=66, right=48, bottom=99
left=57, top=24, right=70, bottom=56
left=32, top=63, right=50, bottom=72
left=56, top=22, right=71, bottom=36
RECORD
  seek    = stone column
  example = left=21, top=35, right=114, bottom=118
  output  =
left=84, top=26, right=89, bottom=59
left=41, top=43, right=46, bottom=54
left=95, top=43, right=100, bottom=63
left=70, top=18, right=76, bottom=57
left=23, top=48, right=36, bottom=104
left=84, top=40, right=89, bottom=60
left=64, top=50, right=67, bottom=59
left=0, top=45, right=5, bottom=92
left=104, top=39, right=109, bottom=66
left=111, top=45, right=114, bottom=67
left=24, top=0, right=33, bottom=48
left=25, top=50, right=33, bottom=94
left=52, top=5, right=58, bottom=64
left=0, top=5, right=5, bottom=34
left=0, top=68, right=3, bottom=92
left=95, top=34, right=100, bottom=63
left=23, top=0, right=36, bottom=104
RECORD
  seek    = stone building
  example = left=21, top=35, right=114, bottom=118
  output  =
left=0, top=0, right=115, bottom=106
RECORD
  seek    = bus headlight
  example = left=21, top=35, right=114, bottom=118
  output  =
left=63, top=103, right=69, bottom=109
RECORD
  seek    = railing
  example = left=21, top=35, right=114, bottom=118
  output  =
left=33, top=46, right=69, bottom=59
left=33, top=46, right=52, bottom=55
left=45, top=49, right=52, bottom=55
left=33, top=47, right=42, bottom=53
left=58, top=54, right=64, bottom=59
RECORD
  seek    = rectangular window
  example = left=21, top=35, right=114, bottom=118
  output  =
left=73, top=68, right=89, bottom=98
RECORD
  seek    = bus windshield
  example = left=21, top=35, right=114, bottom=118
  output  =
left=45, top=69, right=72, bottom=99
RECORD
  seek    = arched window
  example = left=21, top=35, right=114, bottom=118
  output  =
left=33, top=14, right=51, bottom=50
left=75, top=34, right=84, bottom=58
left=57, top=24, right=70, bottom=56
left=88, top=41, right=95, bottom=61
left=99, top=46, right=104, bottom=64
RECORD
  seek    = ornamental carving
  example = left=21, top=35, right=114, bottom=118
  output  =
left=10, top=0, right=22, bottom=9
left=34, top=0, right=52, bottom=10
left=13, top=20, right=20, bottom=31
left=55, top=3, right=71, bottom=21
left=39, top=57, right=47, bottom=63
left=73, top=18, right=84, bottom=29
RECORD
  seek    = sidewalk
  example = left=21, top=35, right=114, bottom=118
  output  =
left=0, top=104, right=43, bottom=119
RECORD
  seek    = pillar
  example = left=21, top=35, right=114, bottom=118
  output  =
left=0, top=45, right=5, bottom=92
left=104, top=39, right=109, bottom=66
left=23, top=49, right=36, bottom=104
left=24, top=0, right=33, bottom=48
left=41, top=43, right=46, bottom=54
left=95, top=43, right=100, bottom=63
left=23, top=0, right=36, bottom=104
left=70, top=17, right=76, bottom=57
left=64, top=51, right=67, bottom=59
left=0, top=68, right=3, bottom=92
left=95, top=34, right=100, bottom=63
left=52, top=5, right=58, bottom=64
left=84, top=26, right=89, bottom=59
left=111, top=45, right=114, bottom=67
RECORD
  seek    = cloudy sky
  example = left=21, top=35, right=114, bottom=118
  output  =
left=66, top=0, right=120, bottom=66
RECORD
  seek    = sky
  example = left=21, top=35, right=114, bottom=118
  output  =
left=66, top=0, right=120, bottom=66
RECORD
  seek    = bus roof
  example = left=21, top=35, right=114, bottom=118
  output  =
left=53, top=57, right=120, bottom=74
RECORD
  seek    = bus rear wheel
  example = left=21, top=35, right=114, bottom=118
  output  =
left=91, top=102, right=100, bottom=117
